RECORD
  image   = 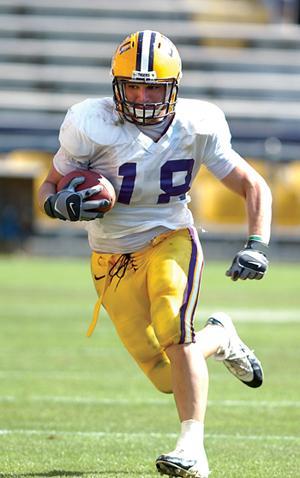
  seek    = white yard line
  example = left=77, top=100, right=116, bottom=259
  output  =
left=1, top=395, right=300, bottom=408
left=210, top=399, right=300, bottom=408
left=0, top=370, right=103, bottom=380
left=0, top=429, right=299, bottom=441
left=2, top=308, right=300, bottom=322
left=196, top=308, right=300, bottom=322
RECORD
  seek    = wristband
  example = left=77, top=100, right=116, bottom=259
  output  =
left=248, top=234, right=269, bottom=244
left=245, top=238, right=269, bottom=255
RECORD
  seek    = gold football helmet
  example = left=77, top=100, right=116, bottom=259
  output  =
left=111, top=30, right=182, bottom=125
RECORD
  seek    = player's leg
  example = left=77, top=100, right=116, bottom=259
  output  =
left=91, top=251, right=173, bottom=393
left=147, top=227, right=209, bottom=478
left=165, top=342, right=208, bottom=423
left=92, top=252, right=263, bottom=391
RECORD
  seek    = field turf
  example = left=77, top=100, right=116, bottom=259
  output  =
left=0, top=255, right=299, bottom=477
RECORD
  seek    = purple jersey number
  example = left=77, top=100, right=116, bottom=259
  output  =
left=118, top=159, right=194, bottom=205
left=158, top=159, right=194, bottom=204
left=117, top=162, right=137, bottom=205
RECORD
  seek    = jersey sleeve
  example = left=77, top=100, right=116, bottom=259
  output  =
left=203, top=110, right=242, bottom=179
left=58, top=108, right=97, bottom=162
left=52, top=146, right=89, bottom=176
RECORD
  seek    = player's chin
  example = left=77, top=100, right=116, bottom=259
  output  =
left=138, top=113, right=166, bottom=125
left=126, top=106, right=167, bottom=125
left=144, top=117, right=164, bottom=125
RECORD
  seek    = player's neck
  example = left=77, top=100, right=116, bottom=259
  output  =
left=136, top=115, right=174, bottom=142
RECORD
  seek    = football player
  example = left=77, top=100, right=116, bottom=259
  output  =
left=38, top=31, right=272, bottom=478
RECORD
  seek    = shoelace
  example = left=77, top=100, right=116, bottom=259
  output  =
left=226, top=350, right=257, bottom=376
left=227, top=343, right=253, bottom=359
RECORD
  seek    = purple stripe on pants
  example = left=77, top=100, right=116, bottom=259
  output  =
left=179, top=227, right=202, bottom=344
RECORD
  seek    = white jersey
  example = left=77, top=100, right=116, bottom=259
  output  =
left=54, top=97, right=242, bottom=253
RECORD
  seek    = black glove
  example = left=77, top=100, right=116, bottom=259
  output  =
left=226, top=239, right=269, bottom=281
left=44, top=176, right=110, bottom=221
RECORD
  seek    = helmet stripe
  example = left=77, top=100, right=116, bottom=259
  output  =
left=136, top=30, right=156, bottom=73
left=148, top=31, right=156, bottom=71
left=136, top=31, right=144, bottom=72
left=140, top=31, right=151, bottom=71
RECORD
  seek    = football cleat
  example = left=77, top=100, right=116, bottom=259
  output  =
left=156, top=449, right=210, bottom=478
left=206, top=312, right=263, bottom=388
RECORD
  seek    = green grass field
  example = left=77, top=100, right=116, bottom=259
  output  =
left=0, top=255, right=300, bottom=478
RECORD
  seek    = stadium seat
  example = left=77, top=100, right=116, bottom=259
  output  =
left=8, top=149, right=53, bottom=165
left=189, top=166, right=246, bottom=227
left=193, top=0, right=268, bottom=24
left=8, top=149, right=53, bottom=220
left=272, top=161, right=300, bottom=226
left=189, top=158, right=274, bottom=228
left=0, top=0, right=299, bottom=236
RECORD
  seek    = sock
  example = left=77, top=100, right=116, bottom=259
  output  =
left=175, top=419, right=204, bottom=457
left=215, top=333, right=231, bottom=360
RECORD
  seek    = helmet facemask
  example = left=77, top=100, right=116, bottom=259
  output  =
left=112, top=78, right=179, bottom=125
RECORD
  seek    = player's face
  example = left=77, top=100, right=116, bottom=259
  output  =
left=124, top=83, right=167, bottom=124
left=124, top=83, right=165, bottom=104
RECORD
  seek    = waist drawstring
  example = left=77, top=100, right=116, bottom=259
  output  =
left=109, top=253, right=132, bottom=288
left=87, top=260, right=110, bottom=337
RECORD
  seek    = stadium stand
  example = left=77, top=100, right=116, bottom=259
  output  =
left=0, top=0, right=300, bottom=251
left=0, top=0, right=299, bottom=158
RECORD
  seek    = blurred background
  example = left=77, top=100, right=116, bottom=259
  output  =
left=1, top=5, right=300, bottom=476
left=0, top=0, right=300, bottom=260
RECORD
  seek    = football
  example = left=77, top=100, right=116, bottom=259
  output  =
left=57, top=169, right=116, bottom=213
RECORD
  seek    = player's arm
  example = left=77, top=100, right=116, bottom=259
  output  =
left=221, top=160, right=272, bottom=243
left=38, top=164, right=107, bottom=221
left=38, top=164, right=63, bottom=210
left=221, top=160, right=272, bottom=281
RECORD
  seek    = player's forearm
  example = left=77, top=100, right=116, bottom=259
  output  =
left=245, top=177, right=272, bottom=244
left=38, top=164, right=64, bottom=212
left=38, top=181, right=57, bottom=211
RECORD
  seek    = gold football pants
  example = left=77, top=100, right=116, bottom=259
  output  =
left=90, top=227, right=204, bottom=393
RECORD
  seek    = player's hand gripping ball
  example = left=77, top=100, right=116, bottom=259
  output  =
left=57, top=170, right=116, bottom=213
left=44, top=169, right=116, bottom=221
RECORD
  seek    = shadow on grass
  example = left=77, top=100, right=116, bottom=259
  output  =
left=0, top=472, right=137, bottom=477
